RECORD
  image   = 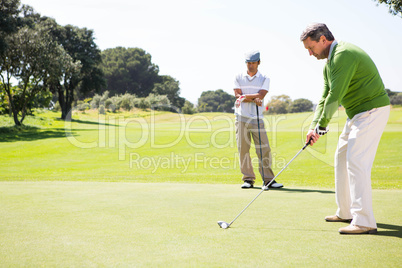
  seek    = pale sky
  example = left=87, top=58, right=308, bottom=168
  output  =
left=22, top=0, right=402, bottom=105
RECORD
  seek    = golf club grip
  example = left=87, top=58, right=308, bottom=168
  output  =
left=303, top=137, right=314, bottom=150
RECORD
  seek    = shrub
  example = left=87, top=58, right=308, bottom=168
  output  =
left=137, top=98, right=149, bottom=110
left=90, top=94, right=101, bottom=109
left=78, top=102, right=90, bottom=112
left=99, top=105, right=106, bottom=115
left=146, top=94, right=171, bottom=111
left=120, top=93, right=136, bottom=111
left=390, top=93, right=402, bottom=105
left=182, top=100, right=196, bottom=114
left=107, top=96, right=122, bottom=112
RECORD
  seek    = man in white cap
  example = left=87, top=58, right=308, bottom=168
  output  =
left=234, top=50, right=283, bottom=189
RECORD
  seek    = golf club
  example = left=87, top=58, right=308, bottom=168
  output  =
left=255, top=104, right=267, bottom=190
left=217, top=131, right=313, bottom=229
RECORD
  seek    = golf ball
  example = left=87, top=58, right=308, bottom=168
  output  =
left=221, top=223, right=228, bottom=229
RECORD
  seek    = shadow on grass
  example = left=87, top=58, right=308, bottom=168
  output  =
left=253, top=187, right=335, bottom=194
left=376, top=223, right=402, bottom=238
left=0, top=125, right=72, bottom=143
left=58, top=118, right=119, bottom=127
left=0, top=117, right=119, bottom=143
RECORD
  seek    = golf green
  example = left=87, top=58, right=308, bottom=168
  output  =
left=0, top=181, right=400, bottom=267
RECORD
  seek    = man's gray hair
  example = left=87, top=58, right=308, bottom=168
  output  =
left=300, top=23, right=335, bottom=42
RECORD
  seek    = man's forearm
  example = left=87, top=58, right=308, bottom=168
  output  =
left=244, top=93, right=264, bottom=100
left=234, top=91, right=267, bottom=100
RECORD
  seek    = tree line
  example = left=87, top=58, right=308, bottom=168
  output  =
left=0, top=0, right=187, bottom=125
left=0, top=0, right=104, bottom=125
left=197, top=91, right=315, bottom=114
left=1, top=0, right=401, bottom=127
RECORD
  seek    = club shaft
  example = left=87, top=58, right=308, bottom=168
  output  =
left=256, top=105, right=265, bottom=184
left=229, top=189, right=265, bottom=226
left=228, top=139, right=311, bottom=227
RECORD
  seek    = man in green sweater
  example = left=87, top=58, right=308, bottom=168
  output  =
left=300, top=23, right=390, bottom=235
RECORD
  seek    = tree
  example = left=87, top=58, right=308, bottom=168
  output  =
left=390, top=93, right=402, bottom=105
left=386, top=88, right=402, bottom=105
left=182, top=100, right=196, bottom=114
left=0, top=0, right=20, bottom=116
left=266, top=95, right=292, bottom=114
left=101, top=47, right=160, bottom=97
left=0, top=13, right=62, bottom=125
left=373, top=0, right=402, bottom=17
left=197, top=89, right=236, bottom=113
left=0, top=0, right=20, bottom=55
left=49, top=24, right=105, bottom=120
left=152, top=75, right=185, bottom=109
left=289, top=98, right=313, bottom=113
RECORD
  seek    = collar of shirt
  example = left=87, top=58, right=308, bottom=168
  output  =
left=246, top=70, right=261, bottom=80
left=327, top=40, right=338, bottom=61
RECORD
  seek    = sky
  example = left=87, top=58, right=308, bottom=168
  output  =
left=22, top=0, right=402, bottom=105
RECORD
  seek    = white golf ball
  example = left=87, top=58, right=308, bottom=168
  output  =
left=221, top=223, right=228, bottom=229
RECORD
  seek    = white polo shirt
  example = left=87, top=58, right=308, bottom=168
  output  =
left=234, top=71, right=270, bottom=121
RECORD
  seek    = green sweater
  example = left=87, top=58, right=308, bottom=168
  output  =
left=311, top=41, right=390, bottom=129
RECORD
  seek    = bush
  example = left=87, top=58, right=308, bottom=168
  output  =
left=0, top=90, right=9, bottom=115
left=90, top=94, right=102, bottom=109
left=390, top=93, right=402, bottom=105
left=146, top=94, right=171, bottom=111
left=197, top=89, right=236, bottom=113
left=289, top=98, right=313, bottom=113
left=77, top=102, right=90, bottom=112
left=137, top=98, right=149, bottom=110
left=120, top=93, right=136, bottom=111
left=99, top=105, right=106, bottom=115
left=91, top=91, right=111, bottom=109
left=182, top=100, right=196, bottom=114
left=107, top=96, right=122, bottom=112
left=91, top=91, right=189, bottom=113
left=53, top=101, right=61, bottom=112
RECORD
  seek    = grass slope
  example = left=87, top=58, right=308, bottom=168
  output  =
left=0, top=108, right=401, bottom=189
left=0, top=109, right=401, bottom=267
left=0, top=182, right=400, bottom=267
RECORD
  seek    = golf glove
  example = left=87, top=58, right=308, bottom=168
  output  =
left=315, top=124, right=329, bottom=136
left=235, top=95, right=246, bottom=108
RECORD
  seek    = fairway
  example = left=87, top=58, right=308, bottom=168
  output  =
left=0, top=182, right=401, bottom=267
left=0, top=109, right=401, bottom=188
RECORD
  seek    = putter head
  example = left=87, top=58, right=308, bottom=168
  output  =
left=217, top=221, right=230, bottom=229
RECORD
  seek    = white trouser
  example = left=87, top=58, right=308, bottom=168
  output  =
left=334, top=105, right=390, bottom=228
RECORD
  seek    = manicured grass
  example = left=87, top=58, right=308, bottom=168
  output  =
left=0, top=109, right=401, bottom=266
left=0, top=182, right=400, bottom=267
left=0, top=108, right=401, bottom=189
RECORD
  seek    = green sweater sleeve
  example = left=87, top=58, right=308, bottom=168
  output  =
left=310, top=79, right=328, bottom=129
left=311, top=41, right=389, bottom=129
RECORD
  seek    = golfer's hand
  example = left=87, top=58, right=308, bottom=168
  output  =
left=314, top=125, right=329, bottom=136
left=254, top=98, right=263, bottom=106
left=235, top=95, right=246, bottom=108
left=306, top=129, right=319, bottom=146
